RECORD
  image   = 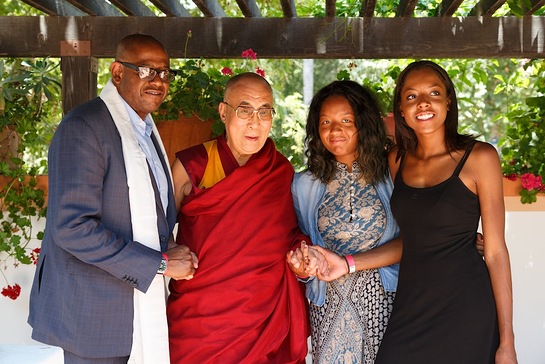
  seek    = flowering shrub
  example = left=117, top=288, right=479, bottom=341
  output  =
left=1, top=283, right=21, bottom=300
left=155, top=32, right=267, bottom=136
left=1, top=247, right=40, bottom=300
left=499, top=62, right=545, bottom=204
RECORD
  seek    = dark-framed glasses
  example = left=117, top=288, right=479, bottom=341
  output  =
left=223, top=102, right=276, bottom=121
left=117, top=61, right=176, bottom=83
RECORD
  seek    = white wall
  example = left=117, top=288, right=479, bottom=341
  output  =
left=1, top=218, right=44, bottom=346
left=1, top=205, right=544, bottom=363
left=505, top=210, right=545, bottom=363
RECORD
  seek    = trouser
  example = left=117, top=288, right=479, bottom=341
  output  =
left=63, top=350, right=129, bottom=364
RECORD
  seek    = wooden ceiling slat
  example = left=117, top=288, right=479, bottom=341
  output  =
left=279, top=0, right=297, bottom=17
left=109, top=0, right=155, bottom=16
left=524, top=0, right=545, bottom=15
left=437, top=0, right=464, bottom=17
left=68, top=0, right=123, bottom=16
left=469, top=0, right=507, bottom=16
left=21, top=0, right=87, bottom=16
left=326, top=0, right=336, bottom=18
left=150, top=0, right=191, bottom=17
left=396, top=0, right=419, bottom=17
left=235, top=0, right=261, bottom=18
left=192, top=0, right=227, bottom=17
left=360, top=0, right=377, bottom=18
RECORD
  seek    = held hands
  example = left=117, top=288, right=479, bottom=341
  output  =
left=312, top=246, right=353, bottom=282
left=164, top=245, right=199, bottom=280
left=286, top=241, right=329, bottom=278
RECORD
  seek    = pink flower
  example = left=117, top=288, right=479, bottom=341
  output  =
left=2, top=284, right=21, bottom=300
left=221, top=67, right=233, bottom=76
left=255, top=67, right=265, bottom=77
left=520, top=173, right=543, bottom=190
left=241, top=49, right=257, bottom=60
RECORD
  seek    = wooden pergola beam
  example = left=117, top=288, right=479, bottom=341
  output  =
left=396, top=0, right=418, bottom=17
left=360, top=0, right=377, bottom=18
left=67, top=0, right=124, bottom=16
left=21, top=0, right=86, bottom=16
left=437, top=0, right=465, bottom=17
left=191, top=0, right=227, bottom=17
left=2, top=16, right=545, bottom=59
left=235, top=0, right=262, bottom=18
left=469, top=0, right=507, bottom=16
left=279, top=0, right=296, bottom=17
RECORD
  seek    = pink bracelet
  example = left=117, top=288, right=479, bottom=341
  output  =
left=344, top=254, right=356, bottom=274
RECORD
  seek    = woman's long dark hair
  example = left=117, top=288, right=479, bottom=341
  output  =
left=305, top=80, right=389, bottom=185
left=393, top=60, right=476, bottom=160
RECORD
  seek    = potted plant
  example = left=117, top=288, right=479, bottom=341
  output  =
left=153, top=35, right=267, bottom=164
left=1, top=58, right=60, bottom=299
left=153, top=58, right=228, bottom=164
left=499, top=94, right=545, bottom=204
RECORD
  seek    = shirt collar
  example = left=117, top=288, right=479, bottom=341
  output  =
left=122, top=99, right=153, bottom=137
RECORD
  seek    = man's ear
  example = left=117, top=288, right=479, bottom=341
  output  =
left=218, top=102, right=227, bottom=123
left=110, top=62, right=123, bottom=85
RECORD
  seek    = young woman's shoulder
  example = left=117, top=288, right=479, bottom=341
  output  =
left=464, top=141, right=502, bottom=180
left=470, top=141, right=499, bottom=163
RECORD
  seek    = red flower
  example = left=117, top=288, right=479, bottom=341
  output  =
left=2, top=284, right=21, bottom=300
left=520, top=172, right=543, bottom=190
left=30, top=247, right=41, bottom=265
left=255, top=67, right=265, bottom=77
left=505, top=173, right=518, bottom=181
left=221, top=67, right=233, bottom=76
left=241, top=49, right=257, bottom=60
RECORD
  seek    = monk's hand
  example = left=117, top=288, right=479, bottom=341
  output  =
left=305, top=245, right=329, bottom=277
left=164, top=245, right=198, bottom=280
left=286, top=242, right=310, bottom=278
left=313, top=246, right=351, bottom=282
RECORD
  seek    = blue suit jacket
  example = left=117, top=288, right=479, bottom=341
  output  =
left=28, top=98, right=177, bottom=358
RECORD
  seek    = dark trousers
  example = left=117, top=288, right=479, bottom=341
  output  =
left=63, top=350, right=129, bottom=364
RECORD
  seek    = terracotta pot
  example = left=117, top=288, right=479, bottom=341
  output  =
left=383, top=112, right=395, bottom=139
left=503, top=176, right=523, bottom=196
left=0, top=174, right=48, bottom=209
left=156, top=114, right=214, bottom=165
left=0, top=125, right=21, bottom=169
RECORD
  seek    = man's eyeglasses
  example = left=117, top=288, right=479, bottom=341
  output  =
left=116, top=61, right=176, bottom=83
left=223, top=102, right=276, bottom=121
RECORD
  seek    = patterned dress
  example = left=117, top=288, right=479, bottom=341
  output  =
left=310, top=162, right=395, bottom=364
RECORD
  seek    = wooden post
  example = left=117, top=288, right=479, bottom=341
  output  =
left=60, top=40, right=98, bottom=115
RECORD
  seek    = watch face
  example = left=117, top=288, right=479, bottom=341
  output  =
left=158, top=258, right=167, bottom=274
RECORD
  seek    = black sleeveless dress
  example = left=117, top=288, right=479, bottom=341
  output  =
left=375, top=145, right=499, bottom=364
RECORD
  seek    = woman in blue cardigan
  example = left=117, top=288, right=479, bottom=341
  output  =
left=288, top=80, right=401, bottom=364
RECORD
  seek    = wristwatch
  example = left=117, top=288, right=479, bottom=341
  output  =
left=157, top=253, right=168, bottom=275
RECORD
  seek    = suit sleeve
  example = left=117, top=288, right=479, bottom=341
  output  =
left=46, top=113, right=161, bottom=292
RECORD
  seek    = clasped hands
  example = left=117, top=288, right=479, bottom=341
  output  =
left=286, top=242, right=354, bottom=282
left=164, top=244, right=199, bottom=280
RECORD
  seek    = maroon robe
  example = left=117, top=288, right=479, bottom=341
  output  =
left=167, top=136, right=309, bottom=363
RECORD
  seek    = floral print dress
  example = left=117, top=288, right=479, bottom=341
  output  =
left=310, top=162, right=395, bottom=364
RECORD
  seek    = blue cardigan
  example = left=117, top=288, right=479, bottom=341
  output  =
left=291, top=170, right=400, bottom=306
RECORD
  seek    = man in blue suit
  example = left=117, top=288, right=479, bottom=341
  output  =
left=28, top=34, right=197, bottom=363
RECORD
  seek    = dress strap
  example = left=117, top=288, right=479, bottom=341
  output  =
left=394, top=153, right=407, bottom=182
left=453, top=142, right=476, bottom=177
